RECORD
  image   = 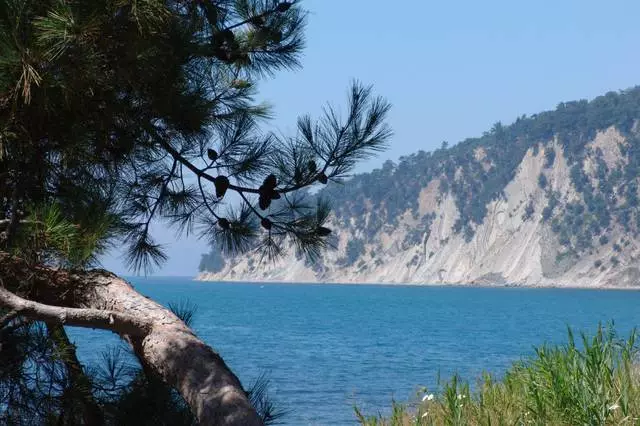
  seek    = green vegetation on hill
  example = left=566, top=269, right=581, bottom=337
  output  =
left=199, top=242, right=226, bottom=273
left=321, top=87, right=640, bottom=249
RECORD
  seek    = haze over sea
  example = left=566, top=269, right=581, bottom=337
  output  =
left=69, top=278, right=640, bottom=425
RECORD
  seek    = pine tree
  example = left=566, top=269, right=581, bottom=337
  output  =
left=0, top=1, right=392, bottom=424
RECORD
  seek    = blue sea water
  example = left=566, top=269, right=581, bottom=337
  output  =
left=68, top=278, right=640, bottom=425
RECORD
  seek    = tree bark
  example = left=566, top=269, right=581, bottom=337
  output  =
left=0, top=253, right=263, bottom=426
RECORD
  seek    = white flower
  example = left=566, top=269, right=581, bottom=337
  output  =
left=422, top=393, right=435, bottom=402
left=457, top=394, right=466, bottom=400
left=421, top=412, right=429, bottom=418
left=608, top=403, right=620, bottom=411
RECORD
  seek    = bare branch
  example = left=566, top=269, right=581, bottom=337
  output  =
left=0, top=219, right=43, bottom=227
left=0, top=286, right=150, bottom=336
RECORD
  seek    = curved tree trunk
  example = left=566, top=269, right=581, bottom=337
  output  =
left=0, top=253, right=263, bottom=426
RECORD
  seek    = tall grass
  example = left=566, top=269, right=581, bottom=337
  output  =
left=355, top=325, right=640, bottom=425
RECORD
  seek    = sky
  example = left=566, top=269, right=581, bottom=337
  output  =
left=100, top=0, right=640, bottom=276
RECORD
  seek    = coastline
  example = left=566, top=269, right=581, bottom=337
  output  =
left=193, top=274, right=640, bottom=291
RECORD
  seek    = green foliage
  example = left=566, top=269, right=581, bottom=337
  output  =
left=549, top=201, right=601, bottom=252
left=542, top=191, right=560, bottom=222
left=538, top=172, right=548, bottom=189
left=522, top=200, right=535, bottom=221
left=402, top=213, right=435, bottom=249
left=357, top=325, right=640, bottom=426
left=105, top=370, right=196, bottom=426
left=6, top=203, right=117, bottom=268
left=544, top=148, right=556, bottom=168
left=0, top=0, right=392, bottom=274
left=245, top=373, right=288, bottom=425
left=340, top=238, right=365, bottom=267
left=309, top=87, right=640, bottom=257
left=198, top=243, right=226, bottom=273
left=168, top=299, right=199, bottom=328
left=570, top=163, right=590, bottom=193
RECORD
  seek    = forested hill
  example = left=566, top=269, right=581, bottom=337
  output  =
left=199, top=87, right=640, bottom=287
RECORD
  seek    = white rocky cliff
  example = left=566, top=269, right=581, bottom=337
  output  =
left=197, top=126, right=640, bottom=288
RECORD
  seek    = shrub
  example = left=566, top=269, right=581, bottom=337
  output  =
left=538, top=173, right=548, bottom=189
left=522, top=200, right=535, bottom=220
left=544, top=148, right=556, bottom=168
left=341, top=238, right=365, bottom=266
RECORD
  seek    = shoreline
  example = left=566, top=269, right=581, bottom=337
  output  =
left=192, top=275, right=640, bottom=291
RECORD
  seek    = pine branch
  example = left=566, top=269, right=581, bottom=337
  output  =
left=45, top=322, right=105, bottom=425
left=0, top=309, right=19, bottom=328
left=223, top=2, right=296, bottom=32
left=143, top=159, right=178, bottom=235
left=153, top=80, right=391, bottom=260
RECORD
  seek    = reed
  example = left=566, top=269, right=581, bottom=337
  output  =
left=356, top=324, right=640, bottom=425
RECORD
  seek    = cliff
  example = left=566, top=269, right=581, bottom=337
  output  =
left=197, top=88, right=640, bottom=288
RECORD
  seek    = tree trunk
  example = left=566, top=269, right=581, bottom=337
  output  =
left=0, top=253, right=263, bottom=426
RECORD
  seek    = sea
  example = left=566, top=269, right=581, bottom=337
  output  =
left=67, top=278, right=640, bottom=425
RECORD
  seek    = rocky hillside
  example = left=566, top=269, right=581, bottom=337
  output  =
left=197, top=87, right=640, bottom=287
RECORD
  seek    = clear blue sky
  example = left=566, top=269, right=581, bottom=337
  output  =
left=100, top=0, right=640, bottom=276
